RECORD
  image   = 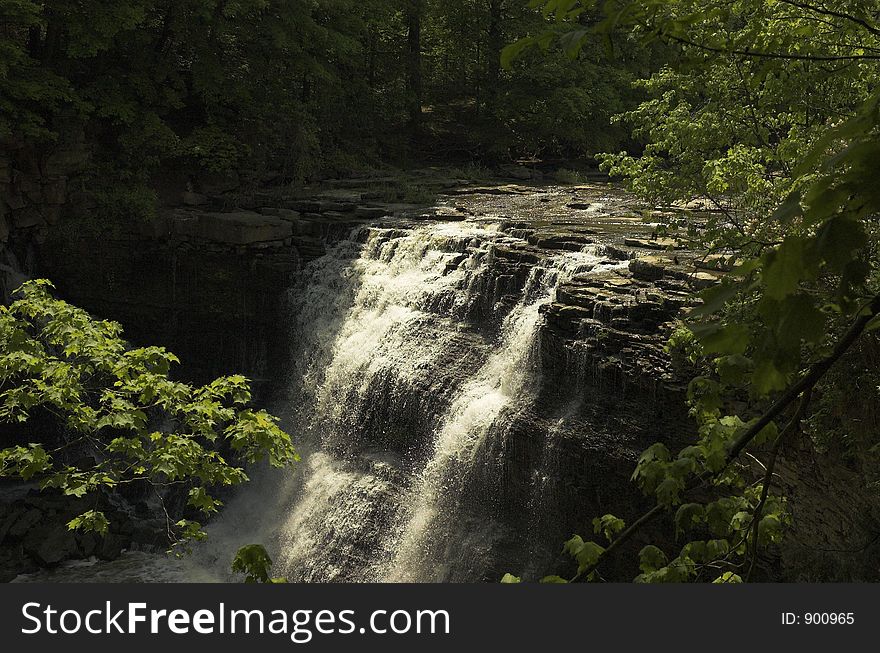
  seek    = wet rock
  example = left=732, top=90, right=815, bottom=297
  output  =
left=98, top=533, right=129, bottom=561
left=7, top=508, right=41, bottom=540
left=76, top=532, right=99, bottom=557
left=24, top=524, right=78, bottom=566
left=629, top=256, right=666, bottom=281
left=285, top=199, right=321, bottom=213
left=623, top=237, right=682, bottom=250
left=0, top=507, right=25, bottom=545
left=172, top=211, right=292, bottom=245
left=260, top=207, right=301, bottom=221
left=530, top=234, right=594, bottom=251
left=42, top=178, right=67, bottom=205
left=12, top=208, right=43, bottom=229
left=130, top=519, right=167, bottom=549
left=354, top=206, right=390, bottom=219
left=689, top=271, right=720, bottom=289
left=492, top=245, right=540, bottom=265
left=0, top=547, right=37, bottom=582
left=600, top=245, right=632, bottom=261
left=318, top=201, right=351, bottom=213
left=182, top=191, right=208, bottom=206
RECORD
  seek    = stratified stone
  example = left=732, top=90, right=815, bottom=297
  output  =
left=182, top=191, right=208, bottom=206
left=355, top=206, right=390, bottom=219
left=623, top=237, right=683, bottom=250
left=629, top=256, right=666, bottom=281
left=24, top=525, right=78, bottom=566
left=173, top=211, right=293, bottom=245
left=689, top=271, right=720, bottom=289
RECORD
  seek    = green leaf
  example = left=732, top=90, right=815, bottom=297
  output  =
left=638, top=545, right=668, bottom=573
left=751, top=360, right=788, bottom=396
left=762, top=237, right=811, bottom=300
left=692, top=322, right=750, bottom=356
left=813, top=216, right=866, bottom=273
left=501, top=573, right=522, bottom=584
left=67, top=510, right=109, bottom=536
left=592, top=514, right=626, bottom=543
left=674, top=503, right=705, bottom=537
left=539, top=575, right=569, bottom=583
left=232, top=544, right=276, bottom=584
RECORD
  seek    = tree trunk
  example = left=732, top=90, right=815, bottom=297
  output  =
left=406, top=0, right=423, bottom=137
left=486, top=0, right=504, bottom=113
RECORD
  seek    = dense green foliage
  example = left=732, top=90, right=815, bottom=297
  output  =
left=232, top=543, right=286, bottom=583
left=504, top=0, right=880, bottom=582
left=0, top=0, right=656, bottom=191
left=0, top=280, right=297, bottom=550
left=4, top=0, right=879, bottom=583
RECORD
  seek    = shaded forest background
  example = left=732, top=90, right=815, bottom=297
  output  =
left=1, top=0, right=658, bottom=203
left=2, top=0, right=880, bottom=583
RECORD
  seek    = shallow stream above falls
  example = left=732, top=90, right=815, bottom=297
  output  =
left=15, top=181, right=701, bottom=583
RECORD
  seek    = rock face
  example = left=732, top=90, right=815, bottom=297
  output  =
left=0, top=490, right=167, bottom=581
left=36, top=181, right=451, bottom=389
left=0, top=136, right=90, bottom=302
left=21, top=179, right=700, bottom=581
left=172, top=211, right=292, bottom=245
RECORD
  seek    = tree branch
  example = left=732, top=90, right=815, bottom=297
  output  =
left=663, top=32, right=880, bottom=61
left=745, top=388, right=812, bottom=581
left=573, top=293, right=880, bottom=581
left=777, top=0, right=880, bottom=37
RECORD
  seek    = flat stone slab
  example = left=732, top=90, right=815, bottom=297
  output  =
left=623, top=237, right=684, bottom=250
left=173, top=211, right=292, bottom=245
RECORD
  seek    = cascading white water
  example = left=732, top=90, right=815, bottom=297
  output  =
left=382, top=268, right=549, bottom=581
left=13, top=218, right=625, bottom=583
left=264, top=222, right=625, bottom=582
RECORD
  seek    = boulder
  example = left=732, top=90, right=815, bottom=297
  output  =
left=98, top=533, right=128, bottom=561
left=689, top=271, right=720, bottom=290
left=24, top=525, right=78, bottom=566
left=76, top=532, right=99, bottom=557
left=7, top=508, right=42, bottom=540
left=629, top=256, right=666, bottom=282
left=0, top=547, right=37, bottom=582
left=182, top=191, right=209, bottom=206
left=42, top=178, right=67, bottom=205
left=12, top=208, right=43, bottom=229
left=354, top=206, right=389, bottom=219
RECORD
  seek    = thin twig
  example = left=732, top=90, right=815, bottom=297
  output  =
left=746, top=388, right=812, bottom=581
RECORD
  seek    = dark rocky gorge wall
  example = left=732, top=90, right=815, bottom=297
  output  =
left=2, top=163, right=878, bottom=582
left=163, top=183, right=702, bottom=583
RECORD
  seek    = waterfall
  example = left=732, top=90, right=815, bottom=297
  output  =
left=259, top=221, right=620, bottom=582
left=383, top=267, right=548, bottom=581
left=10, top=217, right=628, bottom=583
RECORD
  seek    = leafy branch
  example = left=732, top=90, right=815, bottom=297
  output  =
left=0, top=280, right=298, bottom=551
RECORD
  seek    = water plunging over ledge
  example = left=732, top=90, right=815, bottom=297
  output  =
left=17, top=211, right=670, bottom=583
left=219, top=220, right=628, bottom=583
